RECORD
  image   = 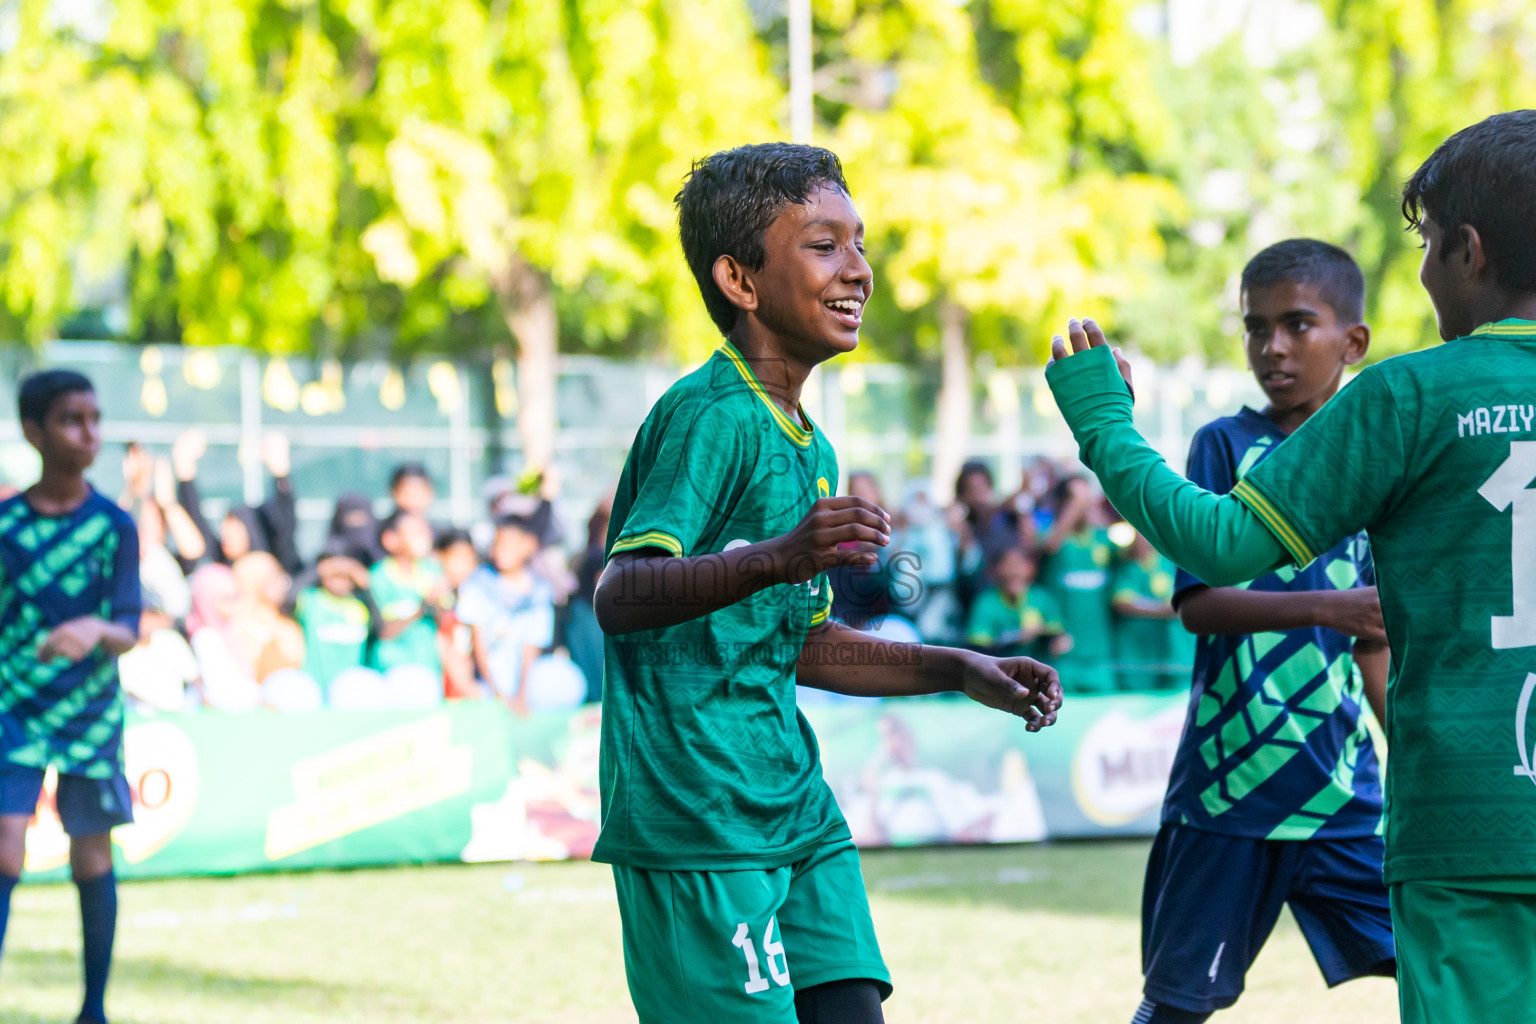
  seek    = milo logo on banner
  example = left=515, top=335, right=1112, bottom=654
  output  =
left=24, top=718, right=201, bottom=873
left=1070, top=704, right=1184, bottom=827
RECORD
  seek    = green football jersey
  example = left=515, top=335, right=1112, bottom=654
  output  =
left=1111, top=554, right=1193, bottom=690
left=1232, top=319, right=1536, bottom=883
left=595, top=343, right=844, bottom=870
left=965, top=584, right=1063, bottom=657
left=1043, top=526, right=1117, bottom=691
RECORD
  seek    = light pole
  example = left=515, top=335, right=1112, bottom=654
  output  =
left=788, top=0, right=812, bottom=143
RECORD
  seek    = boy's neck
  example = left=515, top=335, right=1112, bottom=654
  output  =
left=499, top=565, right=531, bottom=584
left=1470, top=293, right=1536, bottom=333
left=26, top=468, right=90, bottom=513
left=1261, top=374, right=1342, bottom=436
left=727, top=327, right=819, bottom=421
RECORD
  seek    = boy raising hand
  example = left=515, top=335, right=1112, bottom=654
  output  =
left=595, top=143, right=1061, bottom=1024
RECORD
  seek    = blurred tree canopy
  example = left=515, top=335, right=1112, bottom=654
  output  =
left=0, top=0, right=1534, bottom=457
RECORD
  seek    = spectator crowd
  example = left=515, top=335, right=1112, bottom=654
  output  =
left=50, top=434, right=1190, bottom=716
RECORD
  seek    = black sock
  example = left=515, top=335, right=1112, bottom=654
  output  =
left=76, top=871, right=117, bottom=1024
left=1131, top=999, right=1213, bottom=1024
left=794, top=978, right=885, bottom=1024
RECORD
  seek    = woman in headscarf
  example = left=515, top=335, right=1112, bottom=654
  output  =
left=327, top=493, right=384, bottom=567
left=186, top=564, right=260, bottom=712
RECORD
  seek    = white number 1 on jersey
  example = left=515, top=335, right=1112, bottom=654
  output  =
left=1479, top=440, right=1536, bottom=649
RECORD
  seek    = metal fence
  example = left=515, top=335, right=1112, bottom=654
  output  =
left=0, top=342, right=1269, bottom=557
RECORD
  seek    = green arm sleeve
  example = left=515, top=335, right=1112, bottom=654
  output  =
left=1044, top=346, right=1291, bottom=585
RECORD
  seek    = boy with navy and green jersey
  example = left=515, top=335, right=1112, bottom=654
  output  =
left=0, top=371, right=140, bottom=1024
left=594, top=143, right=1063, bottom=1024
left=1046, top=111, right=1536, bottom=1024
left=1109, top=532, right=1193, bottom=691
left=1124, top=241, right=1395, bottom=1024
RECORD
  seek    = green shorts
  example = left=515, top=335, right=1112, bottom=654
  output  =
left=612, top=837, right=891, bottom=1024
left=1392, top=878, right=1536, bottom=1024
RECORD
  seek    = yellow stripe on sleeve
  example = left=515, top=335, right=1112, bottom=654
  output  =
left=1231, top=480, right=1316, bottom=566
left=609, top=530, right=685, bottom=558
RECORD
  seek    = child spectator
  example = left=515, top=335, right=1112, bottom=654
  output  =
left=830, top=471, right=894, bottom=629
left=370, top=510, right=446, bottom=679
left=1038, top=476, right=1118, bottom=693
left=456, top=515, right=554, bottom=712
left=891, top=480, right=960, bottom=644
left=566, top=498, right=610, bottom=703
left=187, top=564, right=261, bottom=712
left=434, top=529, right=482, bottom=699
left=119, top=596, right=200, bottom=713
left=965, top=547, right=1070, bottom=660
left=1111, top=531, right=1195, bottom=690
left=952, top=460, right=1022, bottom=618
left=0, top=370, right=140, bottom=1024
left=232, top=552, right=306, bottom=683
left=294, top=542, right=379, bottom=696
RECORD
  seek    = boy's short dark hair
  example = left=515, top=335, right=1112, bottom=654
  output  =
left=378, top=508, right=421, bottom=539
left=1402, top=109, right=1536, bottom=294
left=390, top=463, right=431, bottom=490
left=675, top=143, right=851, bottom=335
left=433, top=527, right=475, bottom=553
left=18, top=369, right=94, bottom=425
left=1240, top=239, right=1366, bottom=324
left=495, top=513, right=539, bottom=541
left=986, top=545, right=1034, bottom=574
left=955, top=460, right=994, bottom=495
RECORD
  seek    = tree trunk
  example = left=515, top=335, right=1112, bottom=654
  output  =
left=931, top=297, right=971, bottom=504
left=495, top=256, right=558, bottom=471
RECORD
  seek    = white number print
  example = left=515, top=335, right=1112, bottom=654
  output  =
left=731, top=917, right=790, bottom=994
left=1478, top=440, right=1536, bottom=649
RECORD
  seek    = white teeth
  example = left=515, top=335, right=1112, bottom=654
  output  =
left=828, top=300, right=861, bottom=314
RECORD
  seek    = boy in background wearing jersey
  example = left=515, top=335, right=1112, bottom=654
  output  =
left=594, top=143, right=1063, bottom=1024
left=1044, top=109, right=1536, bottom=1024
left=1132, top=241, right=1394, bottom=1024
left=0, top=371, right=140, bottom=1024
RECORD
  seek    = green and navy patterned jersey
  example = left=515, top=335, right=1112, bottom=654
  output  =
left=1167, top=408, right=1382, bottom=841
left=1234, top=320, right=1536, bottom=883
left=0, top=489, right=140, bottom=779
left=594, top=343, right=845, bottom=871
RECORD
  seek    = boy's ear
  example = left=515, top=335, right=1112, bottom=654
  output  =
left=1343, top=321, right=1371, bottom=366
left=19, top=418, right=43, bottom=451
left=712, top=254, right=758, bottom=316
left=1458, top=224, right=1488, bottom=282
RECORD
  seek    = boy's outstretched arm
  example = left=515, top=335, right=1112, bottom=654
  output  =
left=1178, top=585, right=1387, bottom=644
left=794, top=620, right=1063, bottom=731
left=595, top=496, right=890, bottom=635
left=1044, top=321, right=1290, bottom=585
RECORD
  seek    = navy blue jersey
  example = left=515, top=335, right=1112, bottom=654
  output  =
left=1166, top=408, right=1382, bottom=840
left=0, top=489, right=140, bottom=778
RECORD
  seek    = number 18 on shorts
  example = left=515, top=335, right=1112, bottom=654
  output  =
left=611, top=838, right=891, bottom=1023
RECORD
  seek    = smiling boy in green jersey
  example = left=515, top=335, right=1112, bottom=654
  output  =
left=594, top=143, right=1063, bottom=1024
left=1043, top=109, right=1536, bottom=1024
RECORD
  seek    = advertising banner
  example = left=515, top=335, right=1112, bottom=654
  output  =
left=20, top=694, right=1188, bottom=880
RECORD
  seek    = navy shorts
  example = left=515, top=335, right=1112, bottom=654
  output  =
left=0, top=761, right=134, bottom=837
left=1141, top=823, right=1395, bottom=1013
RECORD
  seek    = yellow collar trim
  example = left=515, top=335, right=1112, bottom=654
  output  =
left=1471, top=319, right=1536, bottom=338
left=719, top=344, right=814, bottom=447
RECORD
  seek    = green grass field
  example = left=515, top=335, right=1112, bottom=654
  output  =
left=0, top=840, right=1397, bottom=1023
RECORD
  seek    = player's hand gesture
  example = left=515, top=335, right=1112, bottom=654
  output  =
left=770, top=497, right=891, bottom=585
left=1049, top=318, right=1135, bottom=396
left=960, top=652, right=1063, bottom=732
left=37, top=617, right=106, bottom=663
left=1318, top=586, right=1387, bottom=645
left=172, top=428, right=207, bottom=481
